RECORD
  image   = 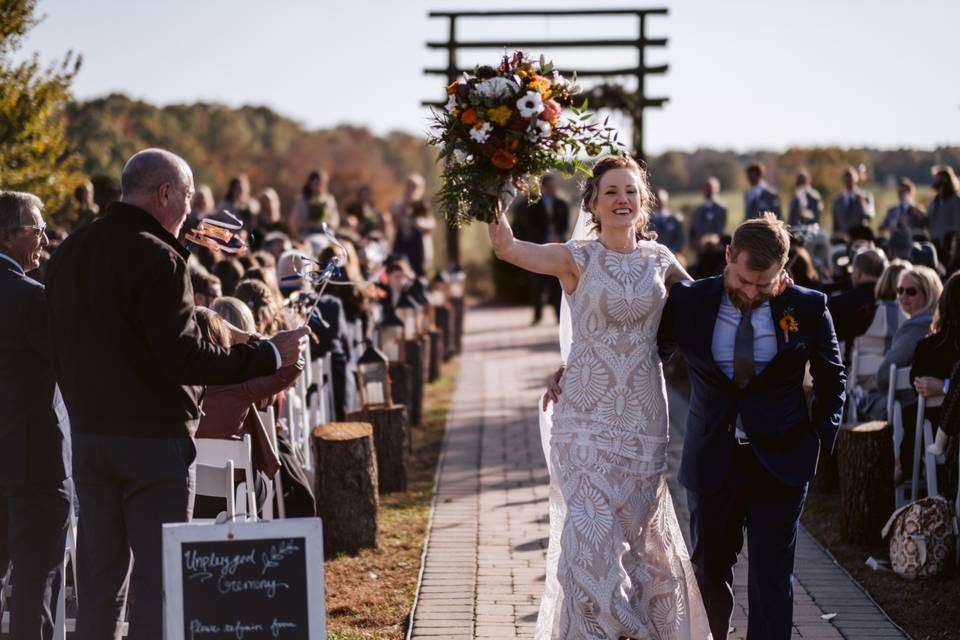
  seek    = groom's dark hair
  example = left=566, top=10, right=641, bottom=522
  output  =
left=730, top=213, right=790, bottom=270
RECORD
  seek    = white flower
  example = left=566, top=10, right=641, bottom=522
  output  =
left=516, top=91, right=545, bottom=118
left=535, top=120, right=552, bottom=138
left=445, top=94, right=458, bottom=112
left=476, top=77, right=519, bottom=100
left=452, top=148, right=472, bottom=164
left=469, top=122, right=493, bottom=144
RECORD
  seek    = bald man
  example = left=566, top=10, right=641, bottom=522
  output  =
left=46, top=148, right=310, bottom=640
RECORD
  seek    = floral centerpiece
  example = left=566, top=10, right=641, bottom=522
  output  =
left=429, top=51, right=623, bottom=226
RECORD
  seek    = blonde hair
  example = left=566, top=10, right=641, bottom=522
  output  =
left=581, top=155, right=656, bottom=240
left=875, top=259, right=910, bottom=301
left=210, top=297, right=256, bottom=334
left=898, top=266, right=943, bottom=317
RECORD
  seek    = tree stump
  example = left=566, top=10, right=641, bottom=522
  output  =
left=389, top=361, right=412, bottom=409
left=347, top=406, right=409, bottom=493
left=435, top=305, right=454, bottom=362
left=837, top=420, right=895, bottom=545
left=313, top=422, right=379, bottom=555
left=428, top=329, right=442, bottom=382
left=404, top=339, right=424, bottom=427
left=451, top=298, right=465, bottom=355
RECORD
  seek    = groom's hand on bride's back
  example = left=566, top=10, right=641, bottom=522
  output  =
left=542, top=366, right=565, bottom=410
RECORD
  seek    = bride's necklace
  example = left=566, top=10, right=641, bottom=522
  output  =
left=600, top=239, right=637, bottom=253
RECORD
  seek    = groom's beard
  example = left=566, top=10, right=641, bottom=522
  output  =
left=724, top=269, right=774, bottom=312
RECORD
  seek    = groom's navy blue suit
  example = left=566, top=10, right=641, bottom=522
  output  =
left=659, top=276, right=845, bottom=640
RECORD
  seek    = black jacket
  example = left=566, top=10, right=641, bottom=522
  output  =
left=516, top=195, right=570, bottom=244
left=46, top=202, right=278, bottom=438
left=828, top=281, right=877, bottom=346
left=0, top=257, right=67, bottom=485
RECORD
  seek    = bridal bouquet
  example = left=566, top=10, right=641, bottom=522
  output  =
left=429, top=51, right=622, bottom=226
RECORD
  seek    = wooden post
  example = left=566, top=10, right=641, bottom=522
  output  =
left=450, top=298, right=465, bottom=355
left=837, top=421, right=895, bottom=545
left=435, top=304, right=454, bottom=362
left=312, top=422, right=379, bottom=555
left=404, top=339, right=424, bottom=427
left=389, top=361, right=412, bottom=410
left=420, top=334, right=431, bottom=386
left=428, top=329, right=442, bottom=382
left=347, top=406, right=409, bottom=493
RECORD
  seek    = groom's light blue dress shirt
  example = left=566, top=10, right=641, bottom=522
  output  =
left=712, top=293, right=778, bottom=438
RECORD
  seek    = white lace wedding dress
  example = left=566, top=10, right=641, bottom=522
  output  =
left=536, top=239, right=711, bottom=639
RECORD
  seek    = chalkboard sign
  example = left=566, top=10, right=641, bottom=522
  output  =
left=162, top=519, right=325, bottom=639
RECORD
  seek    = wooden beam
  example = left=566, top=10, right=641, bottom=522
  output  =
left=426, top=38, right=667, bottom=49
left=428, top=9, right=668, bottom=18
left=423, top=64, right=669, bottom=77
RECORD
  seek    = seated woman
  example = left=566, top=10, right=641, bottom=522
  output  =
left=193, top=307, right=303, bottom=517
left=915, top=273, right=960, bottom=455
left=853, top=260, right=910, bottom=391
left=858, top=264, right=943, bottom=421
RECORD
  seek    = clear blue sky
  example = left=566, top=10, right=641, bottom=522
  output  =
left=19, top=0, right=960, bottom=153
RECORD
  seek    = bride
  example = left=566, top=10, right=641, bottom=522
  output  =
left=488, top=155, right=711, bottom=639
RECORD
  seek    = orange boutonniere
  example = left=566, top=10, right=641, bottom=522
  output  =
left=779, top=309, right=799, bottom=342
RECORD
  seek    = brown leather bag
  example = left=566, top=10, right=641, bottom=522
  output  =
left=243, top=406, right=280, bottom=480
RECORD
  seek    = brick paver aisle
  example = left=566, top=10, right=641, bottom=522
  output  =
left=409, top=306, right=906, bottom=640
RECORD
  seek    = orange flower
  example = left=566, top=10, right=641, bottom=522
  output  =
left=539, top=99, right=562, bottom=124
left=779, top=311, right=799, bottom=342
left=491, top=149, right=518, bottom=170
left=508, top=138, right=520, bottom=151
left=446, top=80, right=459, bottom=95
left=527, top=74, right=553, bottom=95
left=460, top=108, right=479, bottom=126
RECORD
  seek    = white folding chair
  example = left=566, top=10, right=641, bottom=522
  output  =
left=845, top=338, right=885, bottom=424
left=194, top=435, right=257, bottom=521
left=257, top=407, right=285, bottom=519
left=889, top=365, right=915, bottom=507
left=193, top=461, right=237, bottom=523
left=53, top=490, right=79, bottom=638
left=910, top=393, right=945, bottom=502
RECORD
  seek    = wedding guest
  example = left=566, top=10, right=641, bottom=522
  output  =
left=219, top=173, right=258, bottom=225
left=45, top=148, right=309, bottom=640
left=858, top=265, right=942, bottom=423
left=828, top=248, right=887, bottom=348
left=787, top=245, right=820, bottom=290
left=190, top=268, right=222, bottom=308
left=251, top=187, right=286, bottom=249
left=393, top=200, right=435, bottom=277
left=0, top=191, right=70, bottom=640
left=881, top=178, right=926, bottom=234
left=689, top=177, right=726, bottom=249
left=832, top=166, right=875, bottom=235
left=927, top=165, right=960, bottom=253
left=788, top=169, right=823, bottom=227
left=651, top=188, right=684, bottom=254
left=211, top=296, right=257, bottom=334
left=514, top=175, right=570, bottom=323
left=212, top=257, right=243, bottom=297
left=193, top=308, right=301, bottom=515
left=235, top=278, right=289, bottom=336
left=917, top=273, right=960, bottom=454
left=857, top=260, right=910, bottom=360
left=73, top=181, right=100, bottom=228
left=345, top=185, right=388, bottom=237
left=291, top=169, right=339, bottom=238
left=744, top=161, right=781, bottom=220
left=262, top=230, right=293, bottom=264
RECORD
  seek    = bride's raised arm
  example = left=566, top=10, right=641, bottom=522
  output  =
left=488, top=211, right=580, bottom=295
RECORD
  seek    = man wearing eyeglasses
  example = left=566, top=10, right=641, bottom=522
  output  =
left=0, top=191, right=70, bottom=640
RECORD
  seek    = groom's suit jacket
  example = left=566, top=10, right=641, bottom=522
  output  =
left=658, top=276, right=845, bottom=494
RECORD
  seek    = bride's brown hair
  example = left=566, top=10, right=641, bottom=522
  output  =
left=581, top=155, right=657, bottom=240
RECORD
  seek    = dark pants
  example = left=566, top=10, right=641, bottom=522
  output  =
left=72, top=433, right=194, bottom=640
left=530, top=273, right=561, bottom=323
left=0, top=480, right=70, bottom=640
left=687, top=445, right=807, bottom=640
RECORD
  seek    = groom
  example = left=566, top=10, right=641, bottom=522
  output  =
left=658, top=214, right=845, bottom=639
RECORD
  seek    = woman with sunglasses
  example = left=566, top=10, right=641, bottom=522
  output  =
left=858, top=265, right=943, bottom=422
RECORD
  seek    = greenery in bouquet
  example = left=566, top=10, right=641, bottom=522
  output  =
left=429, top=51, right=624, bottom=227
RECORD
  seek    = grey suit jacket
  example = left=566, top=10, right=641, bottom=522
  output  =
left=927, top=194, right=960, bottom=242
left=788, top=187, right=823, bottom=226
left=689, top=201, right=727, bottom=244
left=832, top=189, right=875, bottom=234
